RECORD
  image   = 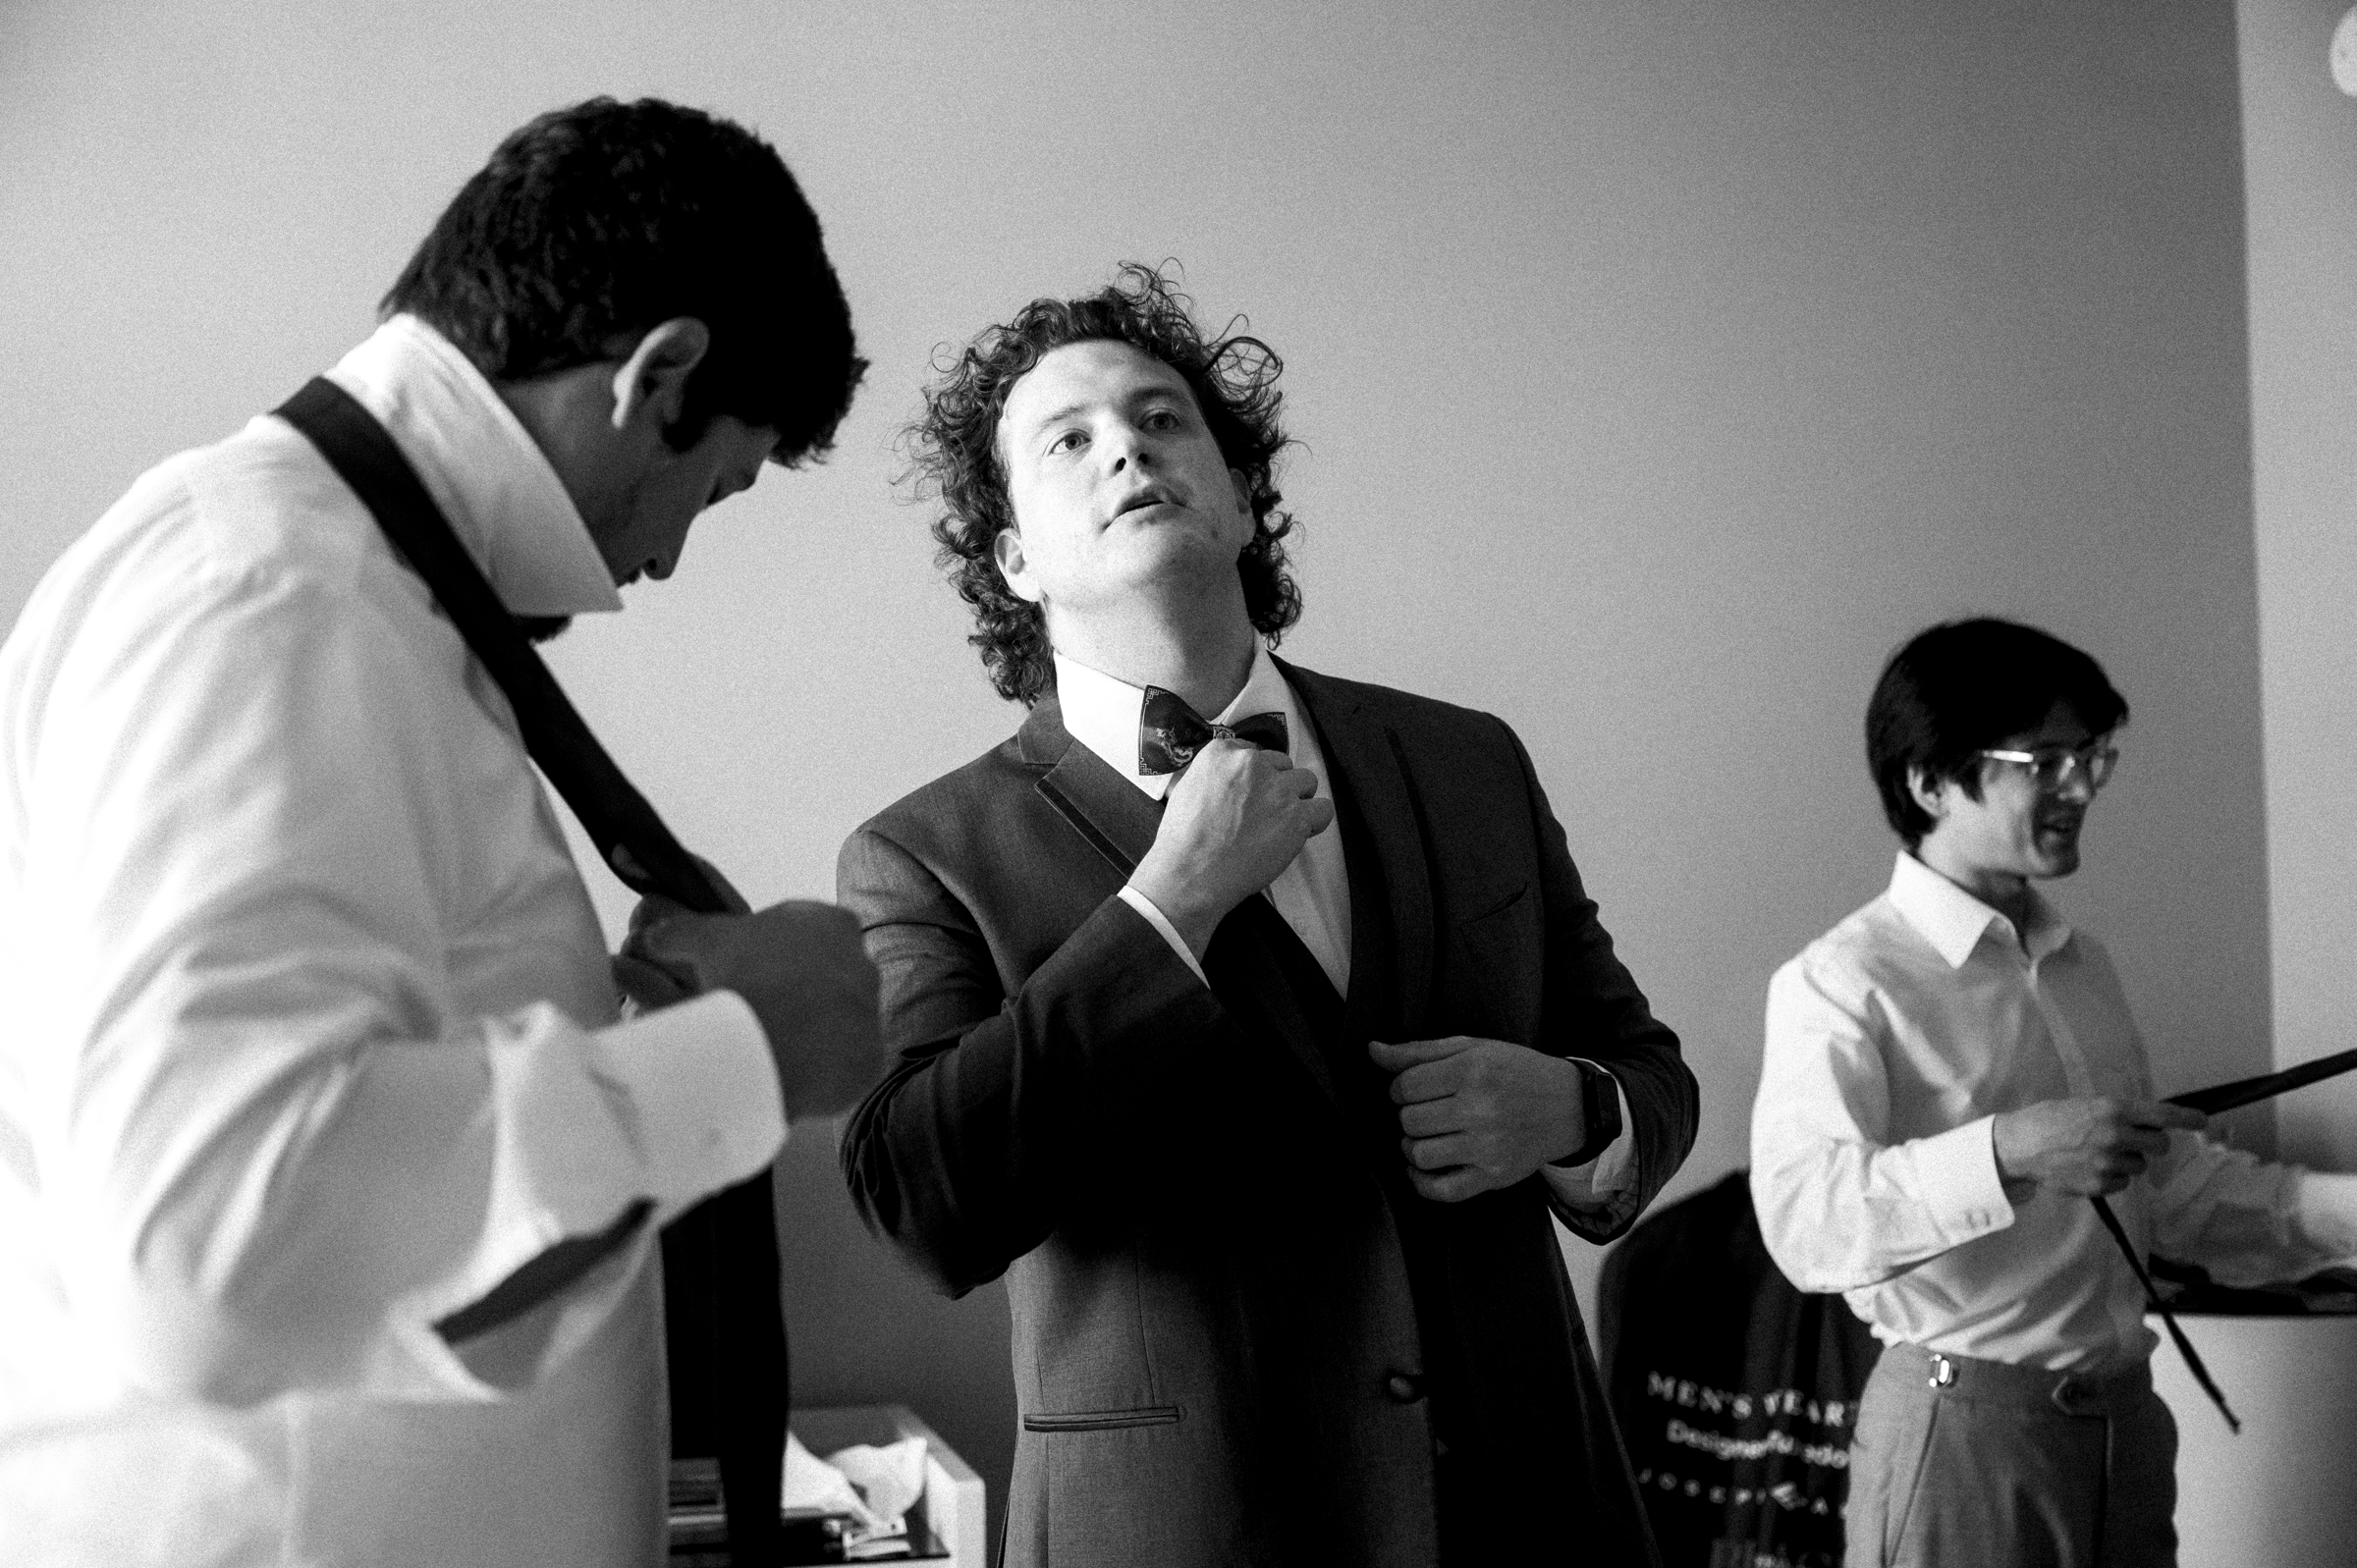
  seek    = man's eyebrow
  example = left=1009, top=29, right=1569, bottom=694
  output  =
left=1014, top=382, right=1192, bottom=441
left=1019, top=401, right=1090, bottom=437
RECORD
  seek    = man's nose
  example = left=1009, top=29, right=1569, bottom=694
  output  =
left=1106, top=427, right=1157, bottom=474
left=2052, top=767, right=2098, bottom=803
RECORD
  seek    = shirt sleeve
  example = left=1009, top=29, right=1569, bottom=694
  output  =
left=1750, top=953, right=2015, bottom=1294
left=6, top=540, right=783, bottom=1411
left=2147, top=1131, right=2357, bottom=1287
left=1540, top=1064, right=1634, bottom=1212
left=1117, top=884, right=1209, bottom=985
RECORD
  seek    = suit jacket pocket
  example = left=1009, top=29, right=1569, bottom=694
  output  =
left=1459, top=879, right=1530, bottom=927
left=1022, top=1405, right=1182, bottom=1433
left=1450, top=881, right=1536, bottom=1040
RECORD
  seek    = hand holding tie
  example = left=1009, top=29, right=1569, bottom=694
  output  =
left=1991, top=1096, right=2208, bottom=1198
left=620, top=893, right=886, bottom=1122
left=1128, top=736, right=1334, bottom=959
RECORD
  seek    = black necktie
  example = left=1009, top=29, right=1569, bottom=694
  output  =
left=1137, top=683, right=1289, bottom=775
left=274, top=376, right=787, bottom=1566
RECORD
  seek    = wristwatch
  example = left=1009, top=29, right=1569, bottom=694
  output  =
left=1547, top=1059, right=1623, bottom=1168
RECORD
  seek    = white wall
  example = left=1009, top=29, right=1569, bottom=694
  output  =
left=2240, top=0, right=2357, bottom=1169
left=0, top=0, right=2277, bottom=1532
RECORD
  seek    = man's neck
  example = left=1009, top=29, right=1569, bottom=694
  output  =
left=1916, top=847, right=2037, bottom=946
left=1049, top=595, right=1259, bottom=718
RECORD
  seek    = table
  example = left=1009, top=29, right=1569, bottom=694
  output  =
left=2148, top=1311, right=2357, bottom=1566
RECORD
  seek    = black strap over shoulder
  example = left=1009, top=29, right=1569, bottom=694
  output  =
left=276, top=375, right=731, bottom=913
left=275, top=374, right=788, bottom=1565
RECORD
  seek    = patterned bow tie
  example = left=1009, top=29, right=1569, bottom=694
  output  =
left=1137, top=684, right=1289, bottom=776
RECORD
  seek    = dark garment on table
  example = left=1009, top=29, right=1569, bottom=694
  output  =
left=1598, top=1170, right=1883, bottom=1568
left=838, top=661, right=1699, bottom=1568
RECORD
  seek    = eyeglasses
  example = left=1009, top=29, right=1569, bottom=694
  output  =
left=1975, top=741, right=2119, bottom=790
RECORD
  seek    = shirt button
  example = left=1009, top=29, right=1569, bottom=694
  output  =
left=1386, top=1373, right=1425, bottom=1403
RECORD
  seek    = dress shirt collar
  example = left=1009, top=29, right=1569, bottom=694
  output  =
left=1053, top=640, right=1298, bottom=801
left=1887, top=850, right=2074, bottom=968
left=321, top=314, right=623, bottom=619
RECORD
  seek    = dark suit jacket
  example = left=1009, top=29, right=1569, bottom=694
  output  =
left=839, top=661, right=1698, bottom=1566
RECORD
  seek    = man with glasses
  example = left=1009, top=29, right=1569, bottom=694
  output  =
left=1750, top=617, right=2357, bottom=1568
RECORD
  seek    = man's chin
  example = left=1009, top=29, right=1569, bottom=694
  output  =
left=512, top=614, right=573, bottom=644
left=2032, top=838, right=2081, bottom=878
left=1108, top=527, right=1246, bottom=582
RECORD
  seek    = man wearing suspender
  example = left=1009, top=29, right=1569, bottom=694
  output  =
left=0, top=97, right=880, bottom=1566
left=1751, top=618, right=2357, bottom=1567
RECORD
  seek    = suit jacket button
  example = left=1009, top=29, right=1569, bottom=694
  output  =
left=1386, top=1373, right=1425, bottom=1403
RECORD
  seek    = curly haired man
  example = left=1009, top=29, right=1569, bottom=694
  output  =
left=837, top=266, right=1699, bottom=1567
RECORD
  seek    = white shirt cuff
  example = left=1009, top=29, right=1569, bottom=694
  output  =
left=1118, top=885, right=1208, bottom=987
left=2292, top=1170, right=2357, bottom=1262
left=1909, top=1113, right=2014, bottom=1244
left=1542, top=1063, right=1634, bottom=1210
left=590, top=989, right=786, bottom=1221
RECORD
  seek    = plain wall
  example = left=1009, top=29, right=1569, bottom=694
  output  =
left=0, top=0, right=2278, bottom=1535
left=2240, top=0, right=2357, bottom=1169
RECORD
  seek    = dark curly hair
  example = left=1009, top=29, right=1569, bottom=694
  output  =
left=383, top=96, right=865, bottom=463
left=907, top=263, right=1301, bottom=705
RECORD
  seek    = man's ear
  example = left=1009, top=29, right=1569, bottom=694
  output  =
left=610, top=317, right=712, bottom=437
left=1906, top=766, right=1949, bottom=824
left=1228, top=466, right=1252, bottom=521
left=992, top=527, right=1044, bottom=604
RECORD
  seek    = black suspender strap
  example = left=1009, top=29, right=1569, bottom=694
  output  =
left=277, top=377, right=731, bottom=912
left=2089, top=1195, right=2238, bottom=1433
left=275, top=375, right=788, bottom=1565
left=2167, top=1046, right=2357, bottom=1117
left=2083, top=1047, right=2357, bottom=1436
left=2088, top=1044, right=2357, bottom=1436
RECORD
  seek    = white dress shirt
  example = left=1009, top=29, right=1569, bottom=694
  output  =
left=0, top=316, right=785, bottom=1566
left=1050, top=645, right=1632, bottom=1205
left=1753, top=850, right=2357, bottom=1371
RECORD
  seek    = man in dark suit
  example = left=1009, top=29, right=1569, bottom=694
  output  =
left=839, top=264, right=1698, bottom=1566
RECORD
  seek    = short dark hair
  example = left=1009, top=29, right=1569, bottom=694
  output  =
left=907, top=262, right=1301, bottom=706
left=1867, top=618, right=2130, bottom=845
left=383, top=96, right=864, bottom=463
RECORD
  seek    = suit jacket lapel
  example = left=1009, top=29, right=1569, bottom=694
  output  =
left=1018, top=689, right=1352, bottom=1117
left=1023, top=695, right=1162, bottom=877
left=1283, top=659, right=1436, bottom=1040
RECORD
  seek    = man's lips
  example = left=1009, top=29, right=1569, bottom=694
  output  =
left=1112, top=486, right=1179, bottom=518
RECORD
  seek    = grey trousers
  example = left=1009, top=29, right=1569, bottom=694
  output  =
left=1843, top=1342, right=2177, bottom=1568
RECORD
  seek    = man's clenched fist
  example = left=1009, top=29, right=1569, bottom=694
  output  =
left=1127, top=737, right=1335, bottom=956
left=618, top=896, right=885, bottom=1122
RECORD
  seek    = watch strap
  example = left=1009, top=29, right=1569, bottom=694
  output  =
left=1548, top=1058, right=1623, bottom=1168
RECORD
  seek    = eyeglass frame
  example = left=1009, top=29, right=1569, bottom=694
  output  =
left=1972, top=739, right=2120, bottom=790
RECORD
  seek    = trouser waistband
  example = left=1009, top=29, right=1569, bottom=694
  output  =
left=1875, top=1341, right=2154, bottom=1418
